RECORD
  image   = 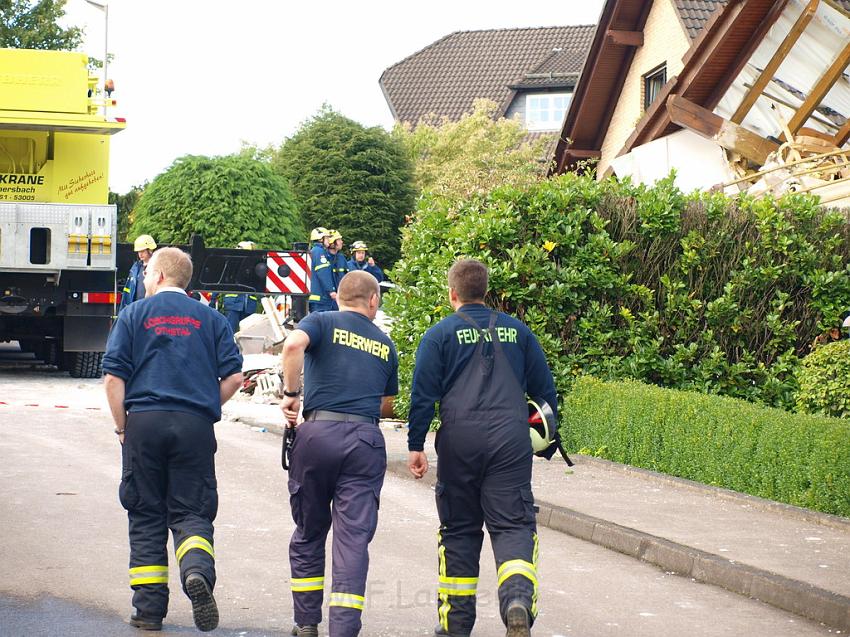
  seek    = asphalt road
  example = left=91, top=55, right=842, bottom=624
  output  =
left=0, top=350, right=838, bottom=636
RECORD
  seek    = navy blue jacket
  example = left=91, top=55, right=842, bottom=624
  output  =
left=212, top=293, right=258, bottom=314
left=309, top=245, right=337, bottom=310
left=119, top=260, right=145, bottom=312
left=103, top=290, right=243, bottom=422
left=297, top=310, right=398, bottom=419
left=347, top=258, right=384, bottom=283
left=332, top=251, right=349, bottom=287
left=408, top=304, right=557, bottom=452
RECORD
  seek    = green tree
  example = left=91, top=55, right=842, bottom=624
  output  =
left=109, top=184, right=144, bottom=243
left=0, top=0, right=82, bottom=50
left=129, top=154, right=303, bottom=248
left=273, top=106, right=416, bottom=268
left=393, top=98, right=555, bottom=200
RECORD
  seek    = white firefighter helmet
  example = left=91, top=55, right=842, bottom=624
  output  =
left=528, top=398, right=555, bottom=453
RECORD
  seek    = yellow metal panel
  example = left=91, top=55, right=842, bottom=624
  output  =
left=52, top=133, right=110, bottom=204
left=0, top=49, right=89, bottom=114
left=0, top=132, right=110, bottom=205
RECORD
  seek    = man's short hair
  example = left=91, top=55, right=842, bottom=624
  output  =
left=149, top=247, right=193, bottom=289
left=337, top=270, right=379, bottom=307
left=448, top=259, right=488, bottom=302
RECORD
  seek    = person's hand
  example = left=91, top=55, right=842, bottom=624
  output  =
left=367, top=257, right=376, bottom=267
left=330, top=291, right=337, bottom=300
left=280, top=396, right=301, bottom=426
left=117, top=431, right=125, bottom=445
left=408, top=451, right=429, bottom=479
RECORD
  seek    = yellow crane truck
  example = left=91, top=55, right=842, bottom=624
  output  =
left=0, top=48, right=125, bottom=377
left=0, top=49, right=309, bottom=377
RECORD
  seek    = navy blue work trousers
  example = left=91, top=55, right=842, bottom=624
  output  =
left=119, top=410, right=218, bottom=619
left=287, top=419, right=386, bottom=637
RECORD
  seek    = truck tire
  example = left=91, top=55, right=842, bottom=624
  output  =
left=68, top=351, right=103, bottom=379
left=40, top=340, right=59, bottom=366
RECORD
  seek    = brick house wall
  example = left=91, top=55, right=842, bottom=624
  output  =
left=597, top=0, right=692, bottom=176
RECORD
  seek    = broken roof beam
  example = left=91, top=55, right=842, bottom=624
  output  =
left=606, top=30, right=643, bottom=47
left=731, top=0, right=819, bottom=124
left=836, top=118, right=850, bottom=147
left=667, top=95, right=779, bottom=165
left=786, top=39, right=850, bottom=136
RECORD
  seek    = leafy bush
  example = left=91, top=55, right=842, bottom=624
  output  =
left=796, top=339, right=850, bottom=418
left=392, top=98, right=554, bottom=199
left=273, top=106, right=416, bottom=267
left=385, top=173, right=850, bottom=418
left=561, top=377, right=850, bottom=516
left=130, top=154, right=303, bottom=248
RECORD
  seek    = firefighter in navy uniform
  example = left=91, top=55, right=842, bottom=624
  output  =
left=279, top=270, right=398, bottom=637
left=328, top=229, right=350, bottom=291
left=407, top=259, right=558, bottom=637
left=308, top=227, right=337, bottom=313
left=347, top=241, right=384, bottom=283
left=103, top=247, right=244, bottom=632
left=119, top=234, right=157, bottom=313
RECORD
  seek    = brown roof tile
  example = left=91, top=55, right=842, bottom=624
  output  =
left=379, top=25, right=594, bottom=124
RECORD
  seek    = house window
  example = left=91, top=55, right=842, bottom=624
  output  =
left=525, top=93, right=571, bottom=131
left=643, top=64, right=667, bottom=111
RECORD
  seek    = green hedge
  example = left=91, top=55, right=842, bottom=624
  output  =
left=796, top=340, right=850, bottom=418
left=386, top=173, right=850, bottom=417
left=562, top=376, right=850, bottom=517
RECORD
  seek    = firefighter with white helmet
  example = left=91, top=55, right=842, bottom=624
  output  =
left=347, top=241, right=384, bottom=283
left=407, top=259, right=559, bottom=637
left=119, top=234, right=157, bottom=312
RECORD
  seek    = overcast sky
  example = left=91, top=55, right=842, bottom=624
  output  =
left=62, top=0, right=605, bottom=193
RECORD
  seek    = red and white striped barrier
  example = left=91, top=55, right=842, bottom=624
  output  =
left=266, top=251, right=311, bottom=295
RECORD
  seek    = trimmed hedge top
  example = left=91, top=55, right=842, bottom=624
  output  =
left=562, top=376, right=850, bottom=517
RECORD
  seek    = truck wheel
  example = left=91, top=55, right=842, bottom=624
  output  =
left=68, top=351, right=103, bottom=379
left=41, top=340, right=59, bottom=366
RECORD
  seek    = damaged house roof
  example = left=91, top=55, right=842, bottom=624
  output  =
left=554, top=0, right=850, bottom=175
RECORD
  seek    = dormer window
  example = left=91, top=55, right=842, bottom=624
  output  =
left=525, top=93, right=571, bottom=131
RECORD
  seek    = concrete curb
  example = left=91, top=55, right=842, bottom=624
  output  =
left=383, top=457, right=850, bottom=633
left=226, top=413, right=850, bottom=632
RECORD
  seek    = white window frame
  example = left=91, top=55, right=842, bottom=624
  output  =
left=525, top=92, right=571, bottom=131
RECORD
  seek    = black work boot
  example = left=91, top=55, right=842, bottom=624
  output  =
left=291, top=624, right=319, bottom=637
left=185, top=572, right=219, bottom=632
left=434, top=624, right=471, bottom=637
left=129, top=612, right=163, bottom=631
left=505, top=599, right=530, bottom=637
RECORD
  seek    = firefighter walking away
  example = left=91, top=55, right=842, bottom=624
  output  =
left=279, top=270, right=398, bottom=637
left=103, top=247, right=244, bottom=632
left=407, top=259, right=559, bottom=637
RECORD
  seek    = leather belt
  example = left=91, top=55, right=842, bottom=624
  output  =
left=304, top=410, right=377, bottom=424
